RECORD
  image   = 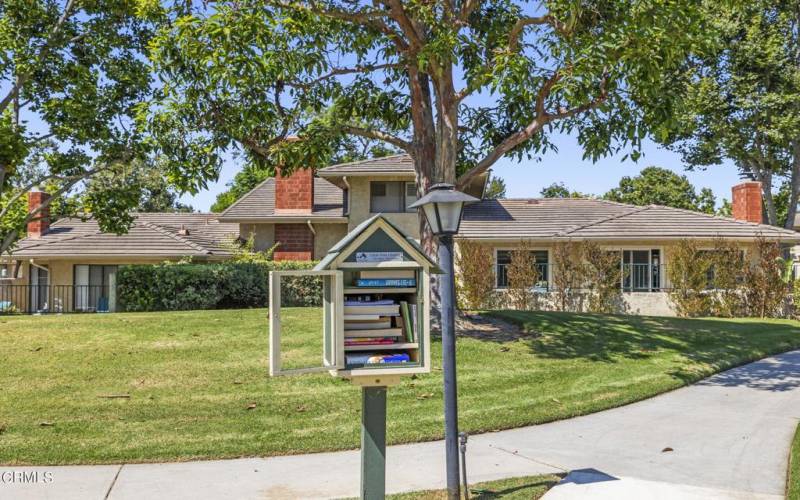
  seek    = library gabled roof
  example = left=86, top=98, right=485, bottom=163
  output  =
left=315, top=214, right=442, bottom=272
left=458, top=198, right=800, bottom=242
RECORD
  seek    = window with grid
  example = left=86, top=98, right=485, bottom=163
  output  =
left=370, top=181, right=417, bottom=213
left=495, top=250, right=549, bottom=288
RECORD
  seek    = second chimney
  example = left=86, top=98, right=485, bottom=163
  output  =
left=732, top=181, right=763, bottom=224
left=27, top=189, right=51, bottom=239
left=275, top=167, right=314, bottom=214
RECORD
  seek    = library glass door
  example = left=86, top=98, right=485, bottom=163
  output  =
left=268, top=270, right=343, bottom=376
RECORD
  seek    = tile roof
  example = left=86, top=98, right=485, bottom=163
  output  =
left=11, top=213, right=240, bottom=259
left=317, top=153, right=415, bottom=176
left=219, top=177, right=346, bottom=220
left=459, top=198, right=800, bottom=242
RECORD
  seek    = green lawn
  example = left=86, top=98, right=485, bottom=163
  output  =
left=387, top=474, right=563, bottom=499
left=0, top=308, right=798, bottom=465
left=788, top=424, right=800, bottom=500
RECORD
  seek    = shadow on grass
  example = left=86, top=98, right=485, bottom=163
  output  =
left=479, top=310, right=800, bottom=389
left=469, top=474, right=565, bottom=499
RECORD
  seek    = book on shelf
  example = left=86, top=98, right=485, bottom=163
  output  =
left=355, top=278, right=416, bottom=288
left=346, top=353, right=410, bottom=365
left=410, top=304, right=418, bottom=342
left=344, top=328, right=402, bottom=337
left=344, top=314, right=384, bottom=321
left=344, top=299, right=395, bottom=306
left=345, top=337, right=397, bottom=346
left=400, top=301, right=414, bottom=342
left=344, top=304, right=400, bottom=316
left=359, top=270, right=415, bottom=279
left=344, top=318, right=392, bottom=330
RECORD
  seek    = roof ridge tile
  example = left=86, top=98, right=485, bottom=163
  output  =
left=558, top=205, right=648, bottom=237
left=142, top=222, right=211, bottom=254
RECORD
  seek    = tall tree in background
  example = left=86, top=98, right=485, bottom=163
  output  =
left=664, top=0, right=800, bottom=228
left=604, top=166, right=716, bottom=213
left=483, top=175, right=507, bottom=199
left=540, top=182, right=588, bottom=198
left=0, top=0, right=155, bottom=255
left=144, top=0, right=709, bottom=248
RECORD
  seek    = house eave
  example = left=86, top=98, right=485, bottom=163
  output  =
left=218, top=216, right=349, bottom=224
left=455, top=234, right=800, bottom=243
left=317, top=171, right=415, bottom=178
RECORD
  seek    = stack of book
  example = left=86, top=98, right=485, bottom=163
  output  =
left=344, top=299, right=401, bottom=348
left=355, top=270, right=416, bottom=288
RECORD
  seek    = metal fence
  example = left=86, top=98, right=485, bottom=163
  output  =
left=0, top=285, right=117, bottom=314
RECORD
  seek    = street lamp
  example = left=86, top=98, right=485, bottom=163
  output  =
left=409, top=183, right=478, bottom=499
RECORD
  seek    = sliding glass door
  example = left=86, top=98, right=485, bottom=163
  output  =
left=74, top=265, right=117, bottom=312
left=29, top=266, right=49, bottom=312
left=621, top=250, right=661, bottom=292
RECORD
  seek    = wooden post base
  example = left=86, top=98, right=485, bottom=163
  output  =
left=361, top=386, right=387, bottom=500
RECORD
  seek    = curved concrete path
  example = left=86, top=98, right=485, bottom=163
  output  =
left=3, top=350, right=800, bottom=500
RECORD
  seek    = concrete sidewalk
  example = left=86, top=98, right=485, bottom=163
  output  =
left=2, top=350, right=800, bottom=499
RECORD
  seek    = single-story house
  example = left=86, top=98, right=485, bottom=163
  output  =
left=1, top=210, right=238, bottom=313
left=2, top=155, right=798, bottom=315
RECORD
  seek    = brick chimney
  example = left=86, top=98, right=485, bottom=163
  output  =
left=27, top=189, right=50, bottom=239
left=732, top=181, right=763, bottom=224
left=275, top=167, right=314, bottom=214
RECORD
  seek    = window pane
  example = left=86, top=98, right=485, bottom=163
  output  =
left=404, top=182, right=418, bottom=212
left=370, top=182, right=403, bottom=213
left=496, top=250, right=510, bottom=287
left=532, top=250, right=548, bottom=285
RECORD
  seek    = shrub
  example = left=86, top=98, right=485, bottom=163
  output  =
left=793, top=278, right=800, bottom=319
left=667, top=239, right=712, bottom=317
left=455, top=240, right=496, bottom=310
left=506, top=241, right=541, bottom=310
left=708, top=238, right=746, bottom=317
left=580, top=241, right=622, bottom=314
left=742, top=236, right=786, bottom=318
left=551, top=241, right=582, bottom=312
left=117, top=261, right=319, bottom=312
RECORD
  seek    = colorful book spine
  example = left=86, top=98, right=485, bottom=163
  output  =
left=400, top=301, right=414, bottom=342
left=356, top=278, right=416, bottom=287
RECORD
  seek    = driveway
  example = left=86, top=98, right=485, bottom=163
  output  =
left=2, top=350, right=800, bottom=499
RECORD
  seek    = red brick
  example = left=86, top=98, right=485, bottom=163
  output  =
left=275, top=167, right=313, bottom=213
left=732, top=182, right=763, bottom=224
left=27, top=190, right=50, bottom=238
left=274, top=224, right=314, bottom=261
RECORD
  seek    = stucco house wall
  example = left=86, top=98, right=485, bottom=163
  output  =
left=345, top=175, right=420, bottom=238
left=453, top=238, right=763, bottom=317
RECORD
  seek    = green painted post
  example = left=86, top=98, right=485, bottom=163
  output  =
left=361, top=386, right=387, bottom=500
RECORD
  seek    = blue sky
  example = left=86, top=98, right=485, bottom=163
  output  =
left=179, top=133, right=742, bottom=212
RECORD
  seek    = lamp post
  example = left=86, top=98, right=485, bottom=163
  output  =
left=410, top=183, right=478, bottom=499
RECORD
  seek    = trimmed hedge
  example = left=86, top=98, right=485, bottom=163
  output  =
left=116, top=261, right=320, bottom=312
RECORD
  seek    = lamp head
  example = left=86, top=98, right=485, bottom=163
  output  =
left=408, top=183, right=479, bottom=235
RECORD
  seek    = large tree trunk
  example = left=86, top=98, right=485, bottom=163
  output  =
left=785, top=140, right=800, bottom=229
left=747, top=163, right=778, bottom=226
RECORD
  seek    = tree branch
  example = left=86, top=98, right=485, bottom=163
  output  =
left=293, top=62, right=402, bottom=88
left=508, top=15, right=553, bottom=52
left=457, top=0, right=480, bottom=24
left=456, top=72, right=608, bottom=189
left=341, top=125, right=412, bottom=151
left=0, top=0, right=79, bottom=114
